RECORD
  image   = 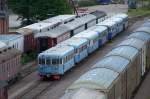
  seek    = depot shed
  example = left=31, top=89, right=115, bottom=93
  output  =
left=106, top=46, right=141, bottom=99
left=68, top=68, right=120, bottom=99
left=0, top=34, right=24, bottom=52
left=92, top=55, right=130, bottom=99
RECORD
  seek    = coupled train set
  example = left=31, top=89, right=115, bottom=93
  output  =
left=38, top=13, right=128, bottom=79
left=60, top=20, right=150, bottom=99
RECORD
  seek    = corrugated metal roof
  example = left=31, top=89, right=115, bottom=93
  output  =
left=92, top=56, right=129, bottom=73
left=0, top=41, right=7, bottom=48
left=35, top=25, right=70, bottom=38
left=68, top=68, right=119, bottom=91
left=128, top=32, right=150, bottom=41
left=134, top=26, right=150, bottom=34
left=88, top=26, right=108, bottom=33
left=118, top=38, right=145, bottom=50
left=39, top=45, right=74, bottom=57
left=106, top=46, right=138, bottom=61
left=74, top=30, right=99, bottom=40
left=63, top=14, right=96, bottom=30
left=0, top=34, right=23, bottom=43
left=58, top=37, right=88, bottom=48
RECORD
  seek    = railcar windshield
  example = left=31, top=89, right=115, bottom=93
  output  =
left=39, top=57, right=45, bottom=65
left=45, top=57, right=63, bottom=65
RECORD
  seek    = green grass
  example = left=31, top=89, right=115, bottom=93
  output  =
left=21, top=52, right=37, bottom=65
left=127, top=7, right=150, bottom=17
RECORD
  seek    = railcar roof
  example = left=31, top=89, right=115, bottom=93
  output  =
left=58, top=37, right=88, bottom=47
left=40, top=45, right=74, bottom=57
left=90, top=10, right=106, bottom=18
left=68, top=68, right=119, bottom=91
left=43, top=15, right=76, bottom=23
left=35, top=25, right=70, bottom=38
left=88, top=25, right=108, bottom=33
left=97, top=20, right=116, bottom=27
left=92, top=55, right=129, bottom=73
left=63, top=14, right=96, bottom=30
left=74, top=30, right=99, bottom=40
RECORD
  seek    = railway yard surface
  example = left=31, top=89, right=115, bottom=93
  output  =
left=8, top=4, right=150, bottom=99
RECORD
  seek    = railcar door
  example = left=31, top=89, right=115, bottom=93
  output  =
left=141, top=45, right=146, bottom=76
left=38, top=37, right=49, bottom=53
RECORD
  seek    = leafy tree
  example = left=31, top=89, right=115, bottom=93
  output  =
left=8, top=0, right=73, bottom=25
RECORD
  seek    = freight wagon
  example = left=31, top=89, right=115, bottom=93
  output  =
left=0, top=34, right=24, bottom=52
left=38, top=14, right=128, bottom=80
left=60, top=19, right=150, bottom=99
left=0, top=80, right=7, bottom=99
left=0, top=46, right=22, bottom=82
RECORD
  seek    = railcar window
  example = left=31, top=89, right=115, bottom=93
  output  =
left=52, top=59, right=59, bottom=65
left=46, top=58, right=51, bottom=65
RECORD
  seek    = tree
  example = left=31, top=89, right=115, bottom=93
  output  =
left=8, top=0, right=73, bottom=25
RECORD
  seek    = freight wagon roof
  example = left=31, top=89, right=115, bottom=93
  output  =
left=58, top=37, right=88, bottom=48
left=128, top=32, right=150, bottom=41
left=0, top=34, right=23, bottom=42
left=0, top=48, right=21, bottom=64
left=40, top=45, right=74, bottom=57
left=97, top=20, right=116, bottom=27
left=68, top=68, right=119, bottom=91
left=118, top=38, right=145, bottom=50
left=74, top=30, right=99, bottom=40
left=88, top=26, right=108, bottom=33
left=0, top=41, right=7, bottom=49
left=90, top=10, right=106, bottom=18
left=134, top=26, right=150, bottom=34
left=92, top=56, right=129, bottom=73
left=0, top=80, right=7, bottom=88
left=106, top=46, right=138, bottom=61
left=35, top=25, right=70, bottom=38
left=61, top=88, right=105, bottom=99
left=43, top=15, right=76, bottom=23
left=142, top=22, right=150, bottom=27
left=63, top=14, right=96, bottom=30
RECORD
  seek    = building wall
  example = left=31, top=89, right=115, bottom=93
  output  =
left=0, top=0, right=8, bottom=34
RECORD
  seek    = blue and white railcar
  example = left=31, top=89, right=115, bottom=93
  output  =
left=107, top=17, right=124, bottom=34
left=142, top=22, right=150, bottom=27
left=113, top=13, right=128, bottom=30
left=88, top=26, right=108, bottom=47
left=58, top=37, right=89, bottom=63
left=74, top=30, right=99, bottom=54
left=38, top=45, right=75, bottom=79
left=97, top=20, right=117, bottom=40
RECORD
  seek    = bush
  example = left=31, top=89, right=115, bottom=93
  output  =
left=21, top=52, right=37, bottom=65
